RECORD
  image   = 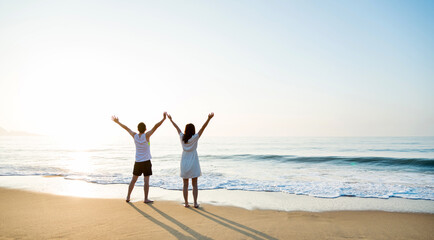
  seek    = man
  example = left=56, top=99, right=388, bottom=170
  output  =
left=112, top=112, right=166, bottom=203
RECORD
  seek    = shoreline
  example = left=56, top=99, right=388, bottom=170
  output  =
left=0, top=175, right=433, bottom=213
left=1, top=187, right=433, bottom=239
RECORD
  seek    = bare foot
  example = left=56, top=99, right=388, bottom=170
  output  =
left=184, top=203, right=190, bottom=208
left=144, top=199, right=154, bottom=204
left=194, top=203, right=200, bottom=208
left=126, top=199, right=130, bottom=203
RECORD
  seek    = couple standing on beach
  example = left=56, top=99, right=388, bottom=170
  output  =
left=112, top=112, right=214, bottom=208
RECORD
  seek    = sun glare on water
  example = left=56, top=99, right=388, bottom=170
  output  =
left=54, top=136, right=101, bottom=174
left=68, top=151, right=95, bottom=173
left=54, top=138, right=100, bottom=197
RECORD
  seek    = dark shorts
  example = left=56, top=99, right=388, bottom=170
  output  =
left=133, top=160, right=152, bottom=176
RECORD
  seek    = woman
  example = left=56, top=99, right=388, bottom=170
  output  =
left=112, top=113, right=166, bottom=203
left=167, top=112, right=214, bottom=208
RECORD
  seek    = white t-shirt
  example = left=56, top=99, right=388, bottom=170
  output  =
left=133, top=132, right=151, bottom=162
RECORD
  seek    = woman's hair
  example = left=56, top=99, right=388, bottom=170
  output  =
left=183, top=123, right=196, bottom=143
left=138, top=122, right=146, bottom=134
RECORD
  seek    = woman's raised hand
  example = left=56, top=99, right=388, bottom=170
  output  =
left=208, top=112, right=214, bottom=119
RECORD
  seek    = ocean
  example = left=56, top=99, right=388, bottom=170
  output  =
left=1, top=136, right=433, bottom=201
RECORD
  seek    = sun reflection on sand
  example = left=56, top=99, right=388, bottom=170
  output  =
left=59, top=178, right=95, bottom=198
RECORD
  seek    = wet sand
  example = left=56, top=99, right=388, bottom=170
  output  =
left=0, top=188, right=433, bottom=239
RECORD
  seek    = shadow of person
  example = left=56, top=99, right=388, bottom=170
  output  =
left=148, top=204, right=212, bottom=240
left=189, top=207, right=278, bottom=240
left=128, top=203, right=194, bottom=240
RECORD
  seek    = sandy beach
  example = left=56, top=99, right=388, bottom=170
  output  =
left=0, top=187, right=433, bottom=240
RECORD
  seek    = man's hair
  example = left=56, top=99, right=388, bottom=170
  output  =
left=138, top=122, right=146, bottom=133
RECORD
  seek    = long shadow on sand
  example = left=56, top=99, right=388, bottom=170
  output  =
left=128, top=203, right=194, bottom=240
left=148, top=204, right=212, bottom=240
left=189, top=207, right=278, bottom=240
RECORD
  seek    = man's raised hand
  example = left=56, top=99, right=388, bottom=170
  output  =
left=112, top=115, right=120, bottom=123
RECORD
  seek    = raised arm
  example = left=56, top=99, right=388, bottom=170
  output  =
left=112, top=115, right=135, bottom=137
left=145, top=112, right=167, bottom=139
left=167, top=114, right=181, bottom=134
left=198, top=112, right=214, bottom=137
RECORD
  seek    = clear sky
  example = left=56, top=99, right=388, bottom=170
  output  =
left=0, top=0, right=433, bottom=137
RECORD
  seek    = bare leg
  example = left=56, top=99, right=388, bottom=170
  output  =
left=144, top=176, right=153, bottom=203
left=127, top=175, right=139, bottom=202
left=183, top=178, right=189, bottom=207
left=192, top=177, right=199, bottom=208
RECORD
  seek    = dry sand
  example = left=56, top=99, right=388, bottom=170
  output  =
left=0, top=188, right=433, bottom=239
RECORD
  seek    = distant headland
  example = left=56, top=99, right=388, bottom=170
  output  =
left=0, top=126, right=40, bottom=136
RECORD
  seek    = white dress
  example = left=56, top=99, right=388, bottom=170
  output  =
left=179, top=133, right=202, bottom=179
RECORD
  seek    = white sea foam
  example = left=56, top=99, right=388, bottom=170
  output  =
left=1, top=176, right=434, bottom=213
